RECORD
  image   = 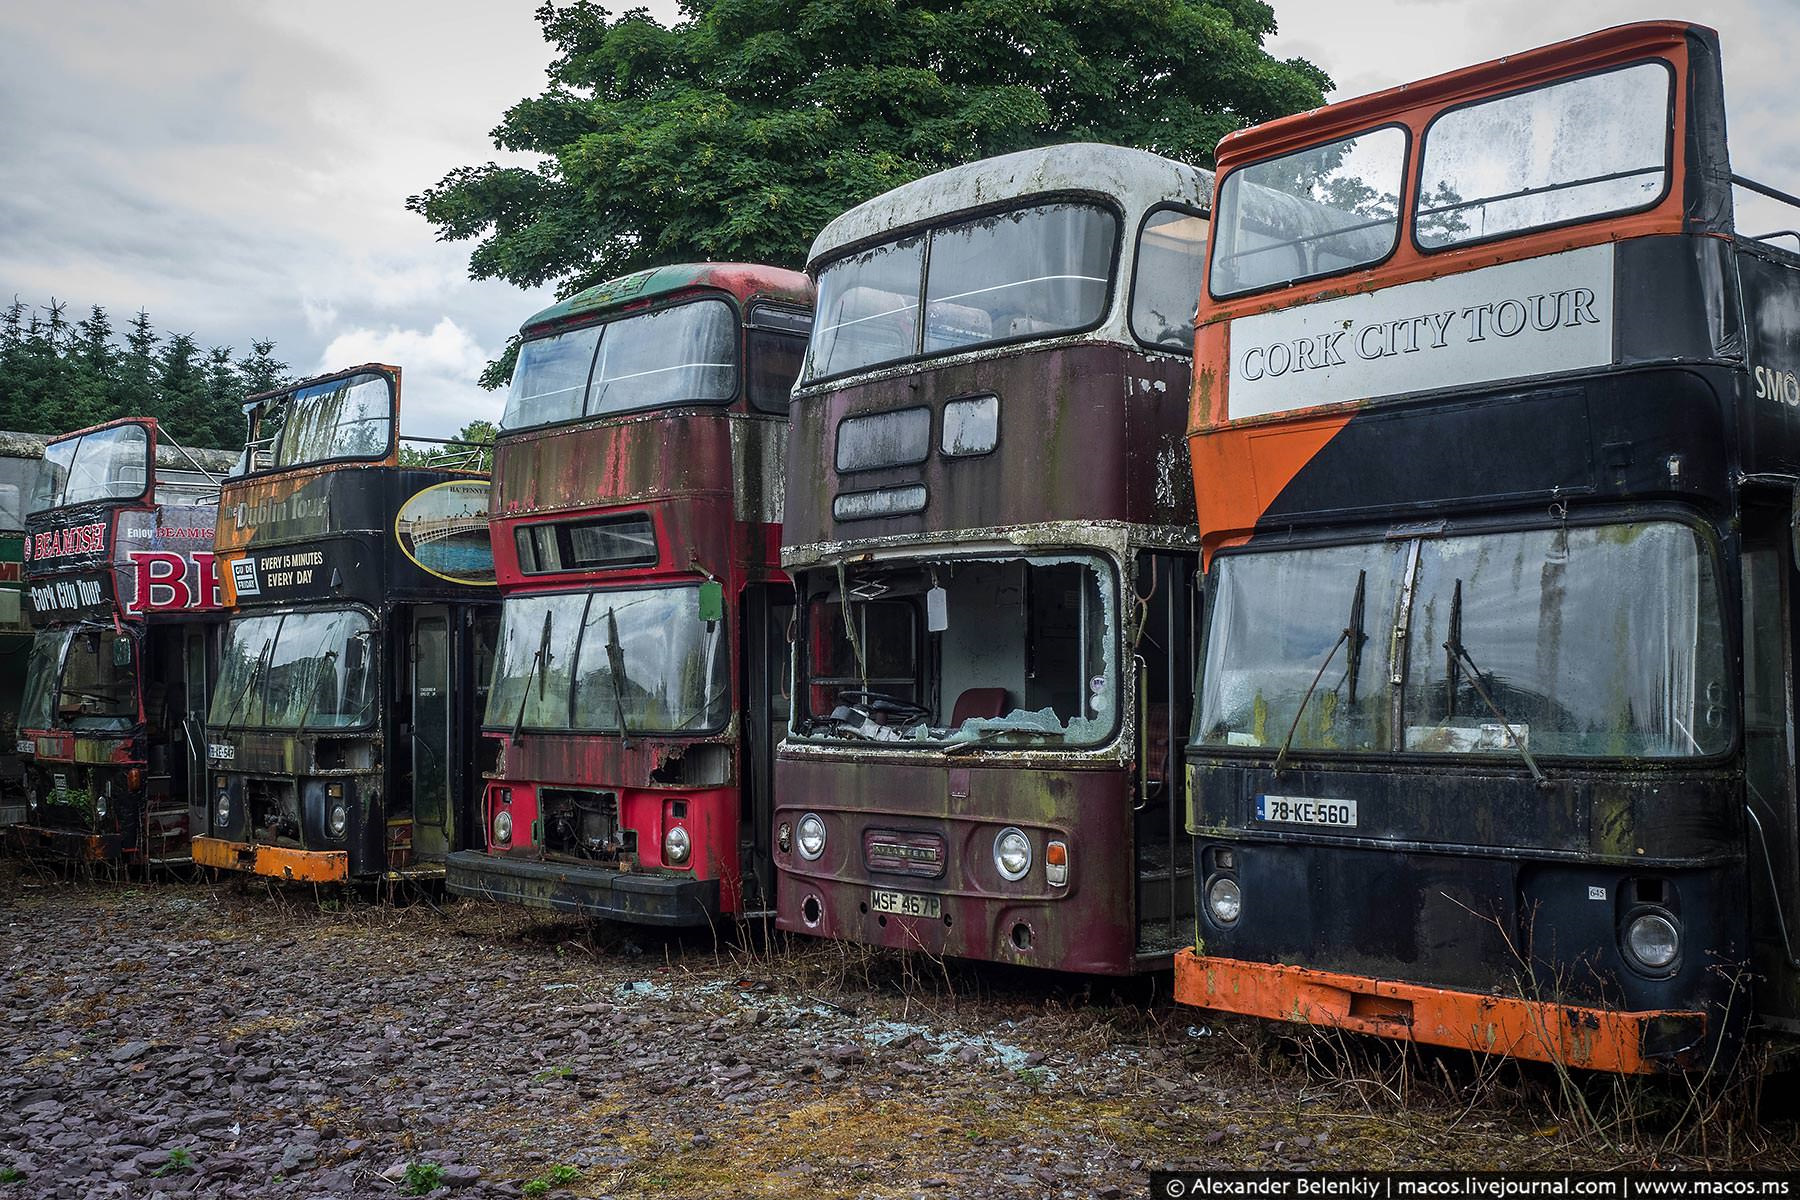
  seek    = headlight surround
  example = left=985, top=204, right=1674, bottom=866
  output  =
left=663, top=824, right=691, bottom=865
left=493, top=808, right=514, bottom=846
left=327, top=801, right=348, bottom=839
left=994, top=827, right=1032, bottom=881
left=1625, top=911, right=1680, bottom=972
left=796, top=813, right=826, bottom=861
left=1206, top=874, right=1242, bottom=927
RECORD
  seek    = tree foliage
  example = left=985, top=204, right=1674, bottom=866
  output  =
left=411, top=0, right=1330, bottom=314
left=0, top=298, right=290, bottom=449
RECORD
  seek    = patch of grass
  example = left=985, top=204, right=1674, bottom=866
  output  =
left=0, top=1166, right=24, bottom=1184
left=151, top=1148, right=195, bottom=1177
left=532, top=1065, right=575, bottom=1082
left=402, top=1162, right=446, bottom=1195
left=521, top=1164, right=582, bottom=1197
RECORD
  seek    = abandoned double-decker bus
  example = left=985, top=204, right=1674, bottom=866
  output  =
left=192, top=365, right=497, bottom=883
left=10, top=420, right=233, bottom=864
left=0, top=432, right=46, bottom=826
left=445, top=263, right=813, bottom=924
left=775, top=144, right=1212, bottom=973
left=1175, top=21, right=1800, bottom=1072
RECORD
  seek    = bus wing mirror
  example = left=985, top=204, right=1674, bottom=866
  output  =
left=112, top=638, right=132, bottom=668
left=697, top=580, right=724, bottom=624
left=926, top=585, right=949, bottom=633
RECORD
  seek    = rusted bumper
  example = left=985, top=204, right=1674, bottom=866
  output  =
left=1174, top=950, right=1708, bottom=1075
left=191, top=837, right=349, bottom=884
left=445, top=850, right=720, bottom=927
left=4, top=824, right=120, bottom=863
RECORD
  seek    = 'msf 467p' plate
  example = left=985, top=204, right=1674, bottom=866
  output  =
left=870, top=888, right=942, bottom=919
left=1255, top=795, right=1358, bottom=828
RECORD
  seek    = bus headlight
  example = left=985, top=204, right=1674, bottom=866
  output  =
left=1206, top=875, right=1242, bottom=927
left=215, top=793, right=231, bottom=828
left=94, top=789, right=109, bottom=819
left=493, top=809, right=513, bottom=846
left=664, top=824, right=691, bottom=865
left=796, top=813, right=826, bottom=861
left=994, top=827, right=1031, bottom=881
left=1625, top=912, right=1679, bottom=971
left=327, top=802, right=347, bottom=839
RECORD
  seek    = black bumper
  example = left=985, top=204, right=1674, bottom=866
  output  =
left=445, top=850, right=721, bottom=927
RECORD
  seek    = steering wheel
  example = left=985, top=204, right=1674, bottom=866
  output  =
left=836, top=689, right=931, bottom=722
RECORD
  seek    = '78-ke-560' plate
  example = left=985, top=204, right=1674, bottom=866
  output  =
left=1255, top=795, right=1358, bottom=828
left=870, top=888, right=942, bottom=919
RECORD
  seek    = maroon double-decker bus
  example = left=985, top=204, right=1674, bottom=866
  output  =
left=10, top=419, right=233, bottom=865
left=774, top=144, right=1212, bottom=973
left=446, top=263, right=813, bottom=924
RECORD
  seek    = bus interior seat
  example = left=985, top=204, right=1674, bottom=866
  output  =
left=952, top=687, right=1011, bottom=725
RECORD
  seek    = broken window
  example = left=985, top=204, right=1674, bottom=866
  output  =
left=793, top=553, right=1118, bottom=749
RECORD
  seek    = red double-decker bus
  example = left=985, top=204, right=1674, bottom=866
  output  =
left=1176, top=22, right=1800, bottom=1072
left=446, top=263, right=813, bottom=924
left=10, top=419, right=233, bottom=864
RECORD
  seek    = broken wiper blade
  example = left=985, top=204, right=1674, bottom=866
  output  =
left=1443, top=582, right=1549, bottom=788
left=1274, top=569, right=1366, bottom=776
left=220, top=636, right=273, bottom=730
left=510, top=608, right=554, bottom=741
left=603, top=606, right=633, bottom=750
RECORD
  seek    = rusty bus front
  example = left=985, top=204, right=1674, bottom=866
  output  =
left=446, top=264, right=813, bottom=925
left=776, top=144, right=1212, bottom=973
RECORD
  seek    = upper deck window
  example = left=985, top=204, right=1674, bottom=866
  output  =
left=1414, top=62, right=1673, bottom=250
left=502, top=299, right=738, bottom=431
left=1131, top=207, right=1210, bottom=350
left=33, top=423, right=149, bottom=512
left=254, top=373, right=393, bottom=472
left=807, top=203, right=1119, bottom=382
left=745, top=303, right=812, bottom=414
left=1209, top=127, right=1407, bottom=298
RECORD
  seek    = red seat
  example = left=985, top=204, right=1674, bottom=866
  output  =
left=951, top=688, right=1010, bottom=725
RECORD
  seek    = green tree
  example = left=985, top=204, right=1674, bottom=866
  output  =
left=410, top=0, right=1329, bottom=344
left=235, top=339, right=290, bottom=397
left=400, top=418, right=498, bottom=468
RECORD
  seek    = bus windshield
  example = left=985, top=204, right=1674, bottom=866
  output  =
left=210, top=608, right=378, bottom=731
left=792, top=553, right=1117, bottom=749
left=1196, top=522, right=1730, bottom=759
left=257, top=373, right=393, bottom=471
left=19, top=627, right=138, bottom=734
left=484, top=585, right=730, bottom=734
left=33, top=423, right=150, bottom=512
left=808, top=203, right=1118, bottom=380
left=502, top=299, right=738, bottom=431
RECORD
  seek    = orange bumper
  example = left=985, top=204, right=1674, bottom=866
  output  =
left=1174, top=950, right=1705, bottom=1075
left=191, top=836, right=349, bottom=884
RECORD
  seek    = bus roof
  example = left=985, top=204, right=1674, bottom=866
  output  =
left=520, top=262, right=812, bottom=335
left=1214, top=20, right=1705, bottom=169
left=807, top=142, right=1212, bottom=268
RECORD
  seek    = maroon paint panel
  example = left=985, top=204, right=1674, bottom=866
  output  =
left=773, top=755, right=1139, bottom=975
left=785, top=345, right=1192, bottom=546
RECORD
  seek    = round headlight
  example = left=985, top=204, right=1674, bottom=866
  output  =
left=1207, top=875, right=1242, bottom=927
left=493, top=808, right=513, bottom=846
left=215, top=793, right=231, bottom=828
left=1626, top=912, right=1679, bottom=971
left=796, top=813, right=826, bottom=861
left=327, top=802, right=347, bottom=838
left=664, top=824, right=691, bottom=864
left=94, top=791, right=109, bottom=819
left=994, top=827, right=1032, bottom=881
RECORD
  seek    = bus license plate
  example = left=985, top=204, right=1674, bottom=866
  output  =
left=1256, top=795, right=1358, bottom=828
left=870, top=888, right=942, bottom=919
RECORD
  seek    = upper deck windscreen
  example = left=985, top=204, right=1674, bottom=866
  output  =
left=251, top=372, right=393, bottom=472
left=32, top=423, right=149, bottom=513
left=503, top=298, right=737, bottom=431
left=807, top=202, right=1118, bottom=381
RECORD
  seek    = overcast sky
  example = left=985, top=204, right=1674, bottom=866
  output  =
left=2, top=1, right=1793, bottom=442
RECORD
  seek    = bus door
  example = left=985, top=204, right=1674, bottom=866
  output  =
left=181, top=625, right=213, bottom=832
left=410, top=605, right=454, bottom=861
left=1745, top=500, right=1800, bottom=1029
left=143, top=624, right=192, bottom=862
left=1133, top=550, right=1198, bottom=958
left=740, top=582, right=793, bottom=915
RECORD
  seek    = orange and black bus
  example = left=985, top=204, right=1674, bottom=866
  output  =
left=776, top=144, right=1211, bottom=973
left=193, top=366, right=497, bottom=883
left=1176, top=21, right=1800, bottom=1071
left=446, top=264, right=813, bottom=924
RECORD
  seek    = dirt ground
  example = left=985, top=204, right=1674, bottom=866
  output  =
left=1, top=864, right=1795, bottom=1199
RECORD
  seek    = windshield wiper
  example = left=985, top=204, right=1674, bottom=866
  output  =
left=1273, top=569, right=1366, bottom=776
left=603, top=607, right=634, bottom=750
left=1443, top=578, right=1549, bottom=789
left=218, top=636, right=274, bottom=731
left=510, top=609, right=554, bottom=741
left=291, top=648, right=338, bottom=731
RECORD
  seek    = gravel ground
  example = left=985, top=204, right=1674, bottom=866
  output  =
left=2, top=864, right=1796, bottom=1199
